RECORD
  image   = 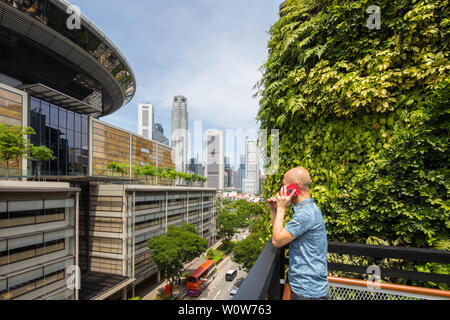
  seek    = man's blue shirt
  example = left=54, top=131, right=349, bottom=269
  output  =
left=284, top=198, right=328, bottom=298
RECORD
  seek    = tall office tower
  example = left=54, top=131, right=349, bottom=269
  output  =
left=138, top=103, right=154, bottom=139
left=153, top=123, right=169, bottom=146
left=243, top=139, right=260, bottom=194
left=171, top=95, right=188, bottom=172
left=204, top=130, right=224, bottom=190
left=232, top=169, right=241, bottom=190
left=224, top=156, right=233, bottom=189
left=189, top=155, right=203, bottom=176
left=239, top=154, right=246, bottom=191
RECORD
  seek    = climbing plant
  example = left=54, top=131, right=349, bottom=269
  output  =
left=256, top=0, right=449, bottom=247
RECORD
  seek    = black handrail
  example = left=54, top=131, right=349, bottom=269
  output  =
left=234, top=240, right=450, bottom=300
left=233, top=238, right=284, bottom=300
left=326, top=242, right=450, bottom=285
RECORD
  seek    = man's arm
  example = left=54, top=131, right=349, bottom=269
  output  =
left=272, top=187, right=296, bottom=248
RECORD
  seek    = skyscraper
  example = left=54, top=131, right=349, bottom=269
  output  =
left=239, top=154, right=246, bottom=190
left=204, top=130, right=224, bottom=190
left=171, top=95, right=188, bottom=172
left=242, top=139, right=260, bottom=194
left=153, top=123, right=169, bottom=146
left=138, top=103, right=154, bottom=140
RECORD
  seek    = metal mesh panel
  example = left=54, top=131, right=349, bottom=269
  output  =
left=329, top=282, right=423, bottom=300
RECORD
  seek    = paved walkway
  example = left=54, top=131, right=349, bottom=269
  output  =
left=138, top=240, right=224, bottom=300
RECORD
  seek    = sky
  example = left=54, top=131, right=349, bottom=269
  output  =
left=70, top=0, right=281, bottom=167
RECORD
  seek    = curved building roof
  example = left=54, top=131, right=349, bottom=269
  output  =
left=0, top=0, right=136, bottom=116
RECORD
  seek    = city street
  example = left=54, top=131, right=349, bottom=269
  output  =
left=184, top=228, right=250, bottom=300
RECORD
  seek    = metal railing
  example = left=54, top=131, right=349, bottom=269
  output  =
left=234, top=239, right=450, bottom=300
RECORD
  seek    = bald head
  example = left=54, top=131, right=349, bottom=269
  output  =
left=283, top=167, right=311, bottom=193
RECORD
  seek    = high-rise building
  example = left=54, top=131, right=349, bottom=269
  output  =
left=224, top=156, right=233, bottom=189
left=242, top=139, right=260, bottom=194
left=138, top=103, right=154, bottom=140
left=171, top=96, right=188, bottom=172
left=239, top=154, right=246, bottom=190
left=232, top=169, right=241, bottom=190
left=204, top=130, right=224, bottom=190
left=153, top=123, right=169, bottom=146
left=189, top=155, right=203, bottom=176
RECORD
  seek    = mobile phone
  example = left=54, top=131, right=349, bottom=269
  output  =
left=278, top=183, right=301, bottom=197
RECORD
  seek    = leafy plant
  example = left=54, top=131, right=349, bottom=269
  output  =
left=107, top=161, right=129, bottom=178
left=30, top=145, right=56, bottom=181
left=0, top=124, right=35, bottom=179
left=256, top=0, right=449, bottom=248
left=147, top=223, right=208, bottom=297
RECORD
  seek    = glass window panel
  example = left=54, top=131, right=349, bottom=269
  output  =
left=30, top=97, right=40, bottom=112
left=8, top=200, right=43, bottom=212
left=59, top=108, right=67, bottom=129
left=82, top=115, right=88, bottom=134
left=67, top=130, right=74, bottom=149
left=41, top=101, right=50, bottom=126
left=44, top=199, right=74, bottom=209
left=0, top=201, right=6, bottom=213
left=58, top=131, right=68, bottom=176
left=44, top=229, right=73, bottom=242
left=29, top=98, right=41, bottom=145
left=75, top=131, right=81, bottom=149
left=50, top=105, right=58, bottom=129
left=9, top=268, right=43, bottom=289
left=44, top=260, right=67, bottom=276
left=74, top=114, right=81, bottom=132
left=8, top=234, right=43, bottom=251
left=67, top=111, right=74, bottom=131
left=82, top=133, right=88, bottom=150
left=0, top=240, right=6, bottom=252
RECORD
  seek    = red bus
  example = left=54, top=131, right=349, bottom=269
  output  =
left=186, top=260, right=217, bottom=297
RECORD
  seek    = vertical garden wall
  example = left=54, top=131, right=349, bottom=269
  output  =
left=257, top=0, right=449, bottom=247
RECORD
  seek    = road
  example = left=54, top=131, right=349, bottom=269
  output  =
left=185, top=227, right=250, bottom=300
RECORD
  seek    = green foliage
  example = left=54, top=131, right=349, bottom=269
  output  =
left=107, top=161, right=129, bottom=177
left=256, top=0, right=450, bottom=248
left=30, top=145, right=56, bottom=181
left=132, top=163, right=207, bottom=184
left=215, top=210, right=243, bottom=243
left=232, top=233, right=267, bottom=273
left=147, top=223, right=207, bottom=296
left=0, top=124, right=35, bottom=179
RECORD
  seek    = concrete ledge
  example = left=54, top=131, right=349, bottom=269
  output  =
left=0, top=181, right=80, bottom=192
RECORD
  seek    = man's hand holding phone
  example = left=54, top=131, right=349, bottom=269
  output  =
left=276, top=185, right=297, bottom=211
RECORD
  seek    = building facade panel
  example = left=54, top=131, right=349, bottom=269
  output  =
left=0, top=85, right=25, bottom=177
left=132, top=135, right=157, bottom=169
left=91, top=120, right=131, bottom=176
left=0, top=182, right=79, bottom=301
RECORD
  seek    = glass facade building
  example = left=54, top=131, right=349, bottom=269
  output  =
left=29, top=96, right=88, bottom=176
left=0, top=0, right=135, bottom=115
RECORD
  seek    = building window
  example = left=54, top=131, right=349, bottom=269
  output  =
left=29, top=97, right=89, bottom=176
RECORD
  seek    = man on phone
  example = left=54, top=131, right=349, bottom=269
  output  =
left=267, top=167, right=329, bottom=300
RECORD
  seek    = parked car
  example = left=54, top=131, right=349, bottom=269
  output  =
left=229, top=286, right=239, bottom=300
